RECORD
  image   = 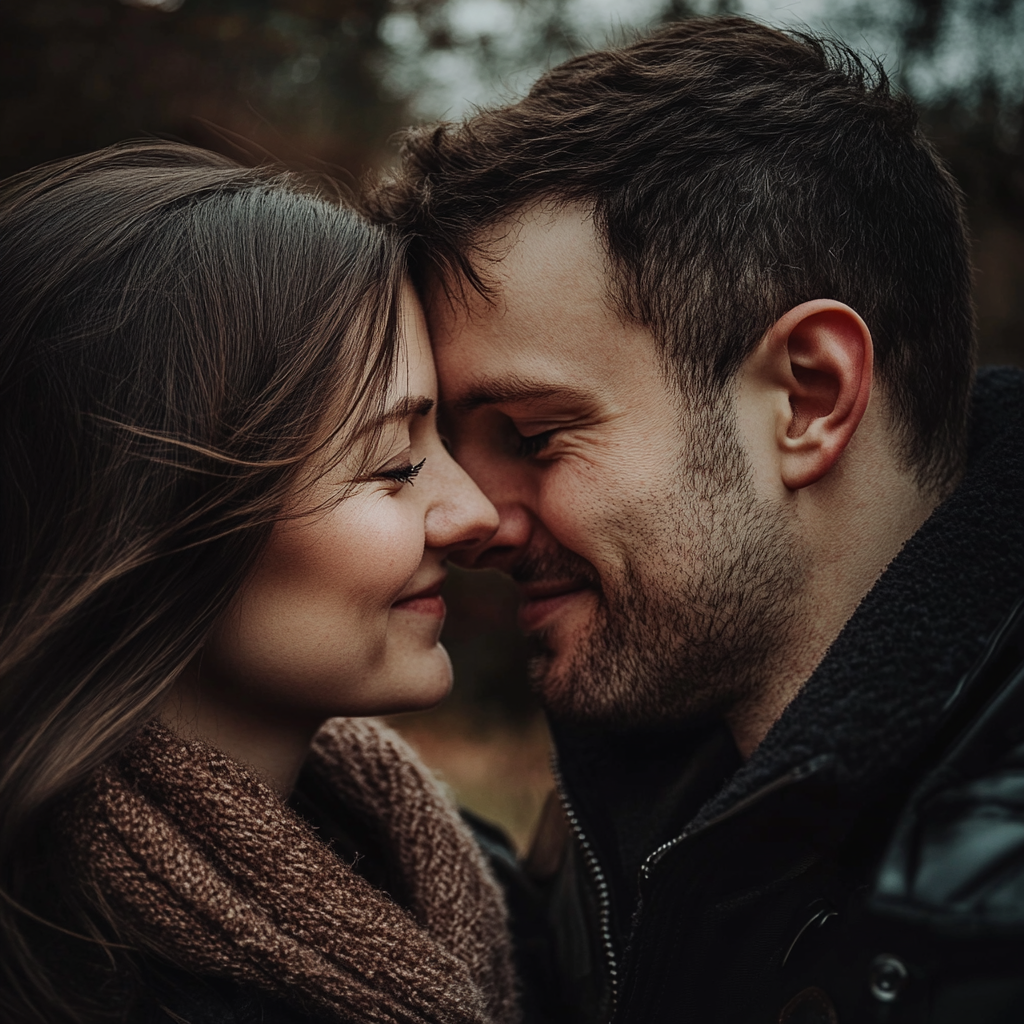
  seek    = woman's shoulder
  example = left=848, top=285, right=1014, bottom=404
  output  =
left=129, top=960, right=340, bottom=1024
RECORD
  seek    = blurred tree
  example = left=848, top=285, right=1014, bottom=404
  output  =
left=0, top=0, right=403, bottom=179
left=924, top=97, right=1024, bottom=368
left=895, top=0, right=1024, bottom=368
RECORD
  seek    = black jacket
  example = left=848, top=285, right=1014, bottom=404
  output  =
left=541, top=367, right=1024, bottom=1024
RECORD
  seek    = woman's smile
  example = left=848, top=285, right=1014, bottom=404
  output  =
left=392, top=575, right=447, bottom=616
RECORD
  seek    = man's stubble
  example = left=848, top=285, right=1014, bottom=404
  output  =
left=519, top=402, right=805, bottom=729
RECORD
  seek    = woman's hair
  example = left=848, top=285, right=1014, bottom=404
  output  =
left=0, top=140, right=406, bottom=1021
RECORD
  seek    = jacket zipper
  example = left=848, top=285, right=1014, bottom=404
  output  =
left=550, top=753, right=619, bottom=1023
left=640, top=755, right=834, bottom=881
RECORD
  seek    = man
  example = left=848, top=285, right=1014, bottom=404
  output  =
left=373, top=16, right=1024, bottom=1024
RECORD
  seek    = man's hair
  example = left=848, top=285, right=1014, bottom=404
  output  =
left=372, top=16, right=975, bottom=495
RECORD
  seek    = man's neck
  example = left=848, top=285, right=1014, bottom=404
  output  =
left=726, top=443, right=943, bottom=759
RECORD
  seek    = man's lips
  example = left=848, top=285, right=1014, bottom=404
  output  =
left=392, top=578, right=446, bottom=616
left=517, top=579, right=592, bottom=632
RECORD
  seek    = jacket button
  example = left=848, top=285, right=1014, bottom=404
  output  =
left=778, top=986, right=838, bottom=1024
left=869, top=953, right=909, bottom=1003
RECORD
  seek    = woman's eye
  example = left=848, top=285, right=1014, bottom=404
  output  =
left=375, top=458, right=426, bottom=487
left=517, top=429, right=556, bottom=458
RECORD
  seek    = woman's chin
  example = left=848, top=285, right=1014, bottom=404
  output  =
left=370, top=643, right=454, bottom=716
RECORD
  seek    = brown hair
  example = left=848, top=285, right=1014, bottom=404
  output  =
left=0, top=141, right=406, bottom=1021
left=371, top=15, right=975, bottom=495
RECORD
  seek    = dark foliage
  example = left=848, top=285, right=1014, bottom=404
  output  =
left=0, top=0, right=401, bottom=178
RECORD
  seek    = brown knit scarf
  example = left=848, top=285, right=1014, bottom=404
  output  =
left=63, top=718, right=520, bottom=1024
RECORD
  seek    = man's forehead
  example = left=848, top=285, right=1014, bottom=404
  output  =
left=434, top=321, right=596, bottom=408
left=476, top=200, right=600, bottom=263
left=425, top=202, right=612, bottom=329
left=424, top=202, right=662, bottom=411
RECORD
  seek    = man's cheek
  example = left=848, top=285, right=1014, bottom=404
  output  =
left=538, top=467, right=606, bottom=536
left=541, top=501, right=631, bottom=586
left=455, top=443, right=517, bottom=499
left=538, top=508, right=592, bottom=565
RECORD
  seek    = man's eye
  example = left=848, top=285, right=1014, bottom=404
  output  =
left=517, top=429, right=556, bottom=458
left=375, top=458, right=426, bottom=486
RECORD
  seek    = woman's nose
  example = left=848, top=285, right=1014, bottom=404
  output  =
left=424, top=451, right=499, bottom=553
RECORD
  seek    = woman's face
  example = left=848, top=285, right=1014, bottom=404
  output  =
left=200, top=288, right=498, bottom=723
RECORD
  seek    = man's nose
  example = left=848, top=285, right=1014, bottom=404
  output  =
left=451, top=497, right=533, bottom=570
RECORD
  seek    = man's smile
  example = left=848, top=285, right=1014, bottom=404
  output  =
left=517, top=579, right=594, bottom=632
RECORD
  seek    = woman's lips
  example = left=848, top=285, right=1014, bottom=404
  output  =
left=392, top=579, right=446, bottom=617
left=517, top=581, right=590, bottom=632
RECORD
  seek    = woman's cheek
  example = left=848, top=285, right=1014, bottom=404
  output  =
left=335, top=498, right=427, bottom=608
left=203, top=492, right=430, bottom=714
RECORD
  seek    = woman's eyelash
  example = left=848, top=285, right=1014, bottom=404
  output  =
left=377, top=458, right=426, bottom=486
left=517, top=430, right=555, bottom=458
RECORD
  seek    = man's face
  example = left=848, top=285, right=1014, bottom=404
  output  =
left=430, top=205, right=801, bottom=727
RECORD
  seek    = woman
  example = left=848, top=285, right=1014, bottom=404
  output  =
left=0, top=141, right=517, bottom=1024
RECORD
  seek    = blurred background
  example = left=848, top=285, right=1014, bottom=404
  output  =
left=4, top=0, right=1021, bottom=850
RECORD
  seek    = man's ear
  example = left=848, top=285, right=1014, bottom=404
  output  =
left=755, top=300, right=873, bottom=491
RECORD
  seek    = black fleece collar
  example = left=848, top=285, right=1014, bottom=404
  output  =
left=552, top=366, right=1024, bottom=911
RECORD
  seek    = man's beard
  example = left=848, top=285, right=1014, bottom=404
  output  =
left=513, top=408, right=803, bottom=728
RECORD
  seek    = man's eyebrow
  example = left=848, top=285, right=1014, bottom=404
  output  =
left=450, top=376, right=594, bottom=413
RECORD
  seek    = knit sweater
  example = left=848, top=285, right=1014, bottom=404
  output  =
left=63, top=718, right=520, bottom=1024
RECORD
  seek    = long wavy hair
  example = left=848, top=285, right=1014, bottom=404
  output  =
left=0, top=141, right=406, bottom=1021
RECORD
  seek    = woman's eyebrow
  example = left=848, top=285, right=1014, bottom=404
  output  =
left=385, top=395, right=435, bottom=421
left=353, top=396, right=434, bottom=441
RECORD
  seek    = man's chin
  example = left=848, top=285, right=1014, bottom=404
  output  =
left=525, top=622, right=615, bottom=723
left=526, top=648, right=578, bottom=719
left=526, top=610, right=711, bottom=729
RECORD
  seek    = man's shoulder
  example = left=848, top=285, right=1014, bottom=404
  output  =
left=761, top=603, right=1024, bottom=1024
left=811, top=611, right=1024, bottom=1023
left=869, top=599, right=1024, bottom=935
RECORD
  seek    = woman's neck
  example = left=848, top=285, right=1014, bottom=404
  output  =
left=161, top=658, right=322, bottom=798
